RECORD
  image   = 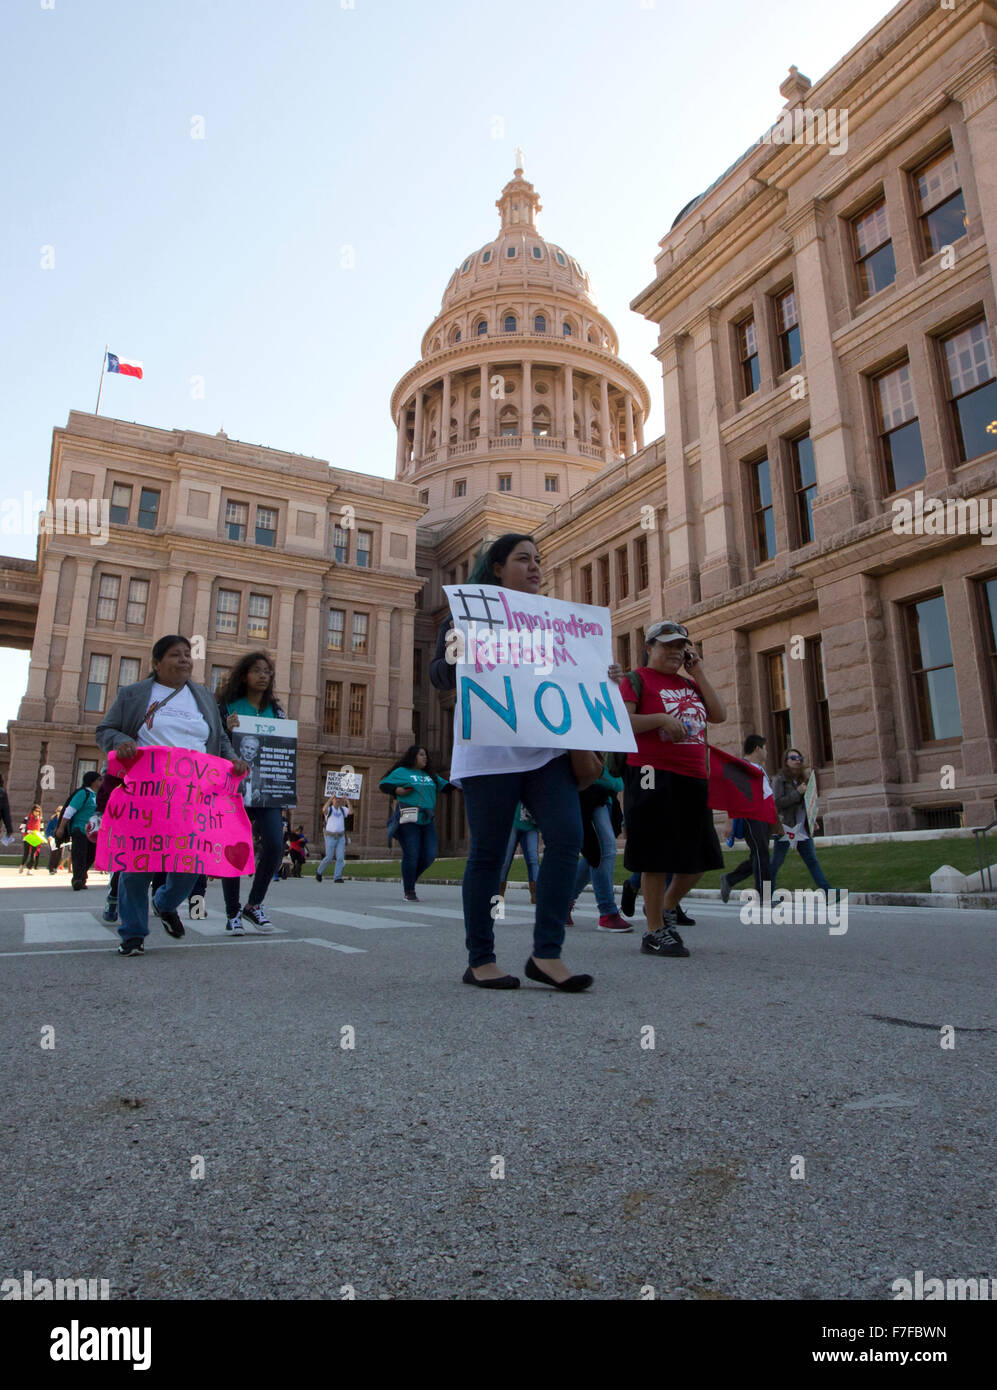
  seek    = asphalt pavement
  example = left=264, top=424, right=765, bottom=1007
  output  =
left=1, top=867, right=994, bottom=1301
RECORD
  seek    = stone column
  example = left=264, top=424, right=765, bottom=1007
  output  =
left=395, top=402, right=408, bottom=471
left=624, top=395, right=635, bottom=457
left=299, top=588, right=321, bottom=729
left=522, top=359, right=532, bottom=441
left=440, top=372, right=451, bottom=453
left=782, top=198, right=862, bottom=535
left=563, top=365, right=575, bottom=438
left=52, top=556, right=96, bottom=721
left=658, top=334, right=696, bottom=612
left=479, top=362, right=490, bottom=442
left=395, top=608, right=415, bottom=738
left=189, top=575, right=213, bottom=683
left=689, top=309, right=738, bottom=601
left=154, top=568, right=184, bottom=639
left=636, top=411, right=644, bottom=450
left=599, top=377, right=611, bottom=461
left=950, top=53, right=997, bottom=266
left=413, top=389, right=424, bottom=463
left=20, top=561, right=62, bottom=715
left=275, top=587, right=296, bottom=710
left=816, top=571, right=901, bottom=833
left=372, top=606, right=392, bottom=736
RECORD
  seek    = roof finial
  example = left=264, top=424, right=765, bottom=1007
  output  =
left=514, top=146, right=525, bottom=175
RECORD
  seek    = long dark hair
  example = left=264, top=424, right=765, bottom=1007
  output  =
left=468, top=533, right=536, bottom=584
left=783, top=747, right=807, bottom=781
left=148, top=634, right=191, bottom=678
left=216, top=651, right=282, bottom=715
left=398, top=744, right=431, bottom=773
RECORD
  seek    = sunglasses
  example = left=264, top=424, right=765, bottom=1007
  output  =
left=786, top=755, right=803, bottom=762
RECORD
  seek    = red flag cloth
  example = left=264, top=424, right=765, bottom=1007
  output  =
left=707, top=746, right=778, bottom=823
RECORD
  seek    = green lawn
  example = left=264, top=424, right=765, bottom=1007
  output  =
left=333, top=837, right=992, bottom=894
left=5, top=838, right=988, bottom=894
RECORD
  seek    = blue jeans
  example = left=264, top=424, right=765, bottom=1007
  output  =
left=500, top=827, right=540, bottom=883
left=460, top=754, right=582, bottom=967
left=396, top=820, right=438, bottom=893
left=770, top=836, right=831, bottom=891
left=317, top=832, right=346, bottom=880
left=223, top=806, right=285, bottom=915
left=118, top=871, right=199, bottom=941
left=573, top=800, right=619, bottom=915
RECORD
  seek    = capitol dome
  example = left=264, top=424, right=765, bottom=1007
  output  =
left=390, top=162, right=650, bottom=522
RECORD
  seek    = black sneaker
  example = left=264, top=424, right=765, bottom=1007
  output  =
left=720, top=874, right=732, bottom=904
left=405, top=891, right=419, bottom=902
left=621, top=879, right=637, bottom=918
left=153, top=905, right=185, bottom=939
left=117, top=938, right=144, bottom=956
left=640, top=926, right=690, bottom=958
left=315, top=872, right=322, bottom=883
left=674, top=905, right=696, bottom=927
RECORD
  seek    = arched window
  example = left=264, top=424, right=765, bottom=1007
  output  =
left=588, top=329, right=599, bottom=344
left=476, top=320, right=488, bottom=336
left=481, top=249, right=492, bottom=264
left=448, top=417, right=458, bottom=444
left=532, top=407, right=551, bottom=438
left=504, top=315, right=517, bottom=333
left=562, top=320, right=573, bottom=337
left=461, top=258, right=471, bottom=273
left=532, top=246, right=543, bottom=260
left=499, top=406, right=519, bottom=437
left=432, top=336, right=441, bottom=352
left=555, top=250, right=567, bottom=267
left=468, top=410, right=480, bottom=439
left=455, top=330, right=462, bottom=343
left=534, top=314, right=546, bottom=333
left=448, top=324, right=461, bottom=345
left=506, top=245, right=517, bottom=259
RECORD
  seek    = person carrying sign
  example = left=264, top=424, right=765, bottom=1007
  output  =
left=379, top=746, right=449, bottom=901
left=431, top=533, right=616, bottom=992
left=215, top=652, right=288, bottom=934
left=619, top=620, right=727, bottom=959
left=96, top=635, right=248, bottom=955
left=770, top=749, right=832, bottom=891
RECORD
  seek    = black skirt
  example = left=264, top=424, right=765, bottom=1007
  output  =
left=622, top=764, right=723, bottom=875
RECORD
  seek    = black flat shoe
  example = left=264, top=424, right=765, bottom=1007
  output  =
left=462, top=967, right=520, bottom=989
left=524, top=958, right=593, bottom=992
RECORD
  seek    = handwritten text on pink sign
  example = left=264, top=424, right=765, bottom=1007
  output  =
left=95, top=746, right=254, bottom=876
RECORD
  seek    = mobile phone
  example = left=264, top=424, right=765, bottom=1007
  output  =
left=682, top=647, right=695, bottom=669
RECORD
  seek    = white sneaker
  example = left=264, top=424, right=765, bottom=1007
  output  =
left=225, top=915, right=245, bottom=936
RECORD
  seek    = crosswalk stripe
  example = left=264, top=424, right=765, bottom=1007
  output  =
left=23, top=913, right=118, bottom=944
left=297, top=938, right=366, bottom=954
left=277, top=906, right=421, bottom=931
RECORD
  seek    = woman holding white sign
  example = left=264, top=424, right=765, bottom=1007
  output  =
left=770, top=749, right=832, bottom=891
left=430, top=533, right=609, bottom=992
left=216, top=652, right=288, bottom=934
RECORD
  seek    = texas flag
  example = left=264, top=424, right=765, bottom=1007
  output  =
left=106, top=352, right=143, bottom=379
left=708, top=745, right=778, bottom=823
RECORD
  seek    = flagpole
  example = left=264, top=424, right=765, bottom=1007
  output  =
left=95, top=343, right=108, bottom=414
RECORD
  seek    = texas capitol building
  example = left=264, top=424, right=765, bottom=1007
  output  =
left=2, top=0, right=996, bottom=850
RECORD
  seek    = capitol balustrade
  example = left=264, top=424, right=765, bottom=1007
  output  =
left=411, top=434, right=610, bottom=468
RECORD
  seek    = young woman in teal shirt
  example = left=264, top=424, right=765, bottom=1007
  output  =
left=379, top=745, right=449, bottom=901
left=215, top=651, right=287, bottom=934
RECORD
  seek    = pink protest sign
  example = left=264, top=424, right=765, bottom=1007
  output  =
left=95, top=746, right=254, bottom=877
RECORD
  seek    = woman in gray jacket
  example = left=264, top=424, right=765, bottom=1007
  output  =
left=96, top=634, right=248, bottom=955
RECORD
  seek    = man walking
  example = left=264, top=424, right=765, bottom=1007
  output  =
left=720, top=735, right=773, bottom=901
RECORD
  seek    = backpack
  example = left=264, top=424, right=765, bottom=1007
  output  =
left=606, top=669, right=643, bottom=778
left=54, top=786, right=85, bottom=845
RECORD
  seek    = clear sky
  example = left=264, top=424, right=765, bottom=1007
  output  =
left=0, top=0, right=886, bottom=726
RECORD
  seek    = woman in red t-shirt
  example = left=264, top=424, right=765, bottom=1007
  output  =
left=620, top=620, right=726, bottom=958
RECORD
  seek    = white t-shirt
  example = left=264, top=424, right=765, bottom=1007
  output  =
left=325, top=806, right=346, bottom=835
left=137, top=683, right=210, bottom=752
left=448, top=707, right=561, bottom=786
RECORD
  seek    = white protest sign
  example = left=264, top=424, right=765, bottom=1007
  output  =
left=324, top=770, right=363, bottom=800
left=444, top=584, right=638, bottom=753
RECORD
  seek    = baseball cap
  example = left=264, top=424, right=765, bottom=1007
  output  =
left=644, top=619, right=689, bottom=645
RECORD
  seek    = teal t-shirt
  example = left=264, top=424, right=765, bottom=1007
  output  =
left=380, top=767, right=447, bottom=824
left=227, top=697, right=278, bottom=719
left=65, top=787, right=96, bottom=835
